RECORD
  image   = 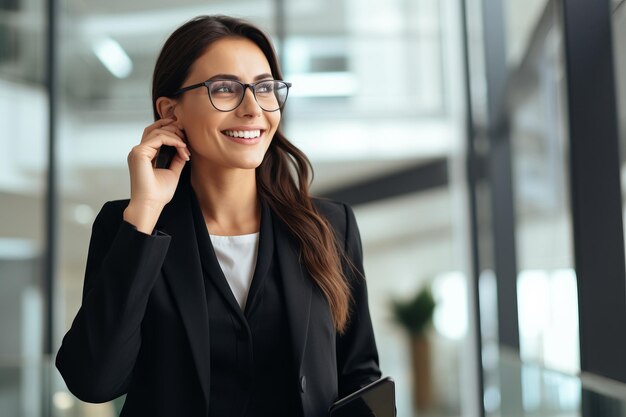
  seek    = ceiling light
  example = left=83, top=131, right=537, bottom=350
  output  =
left=92, top=37, right=133, bottom=79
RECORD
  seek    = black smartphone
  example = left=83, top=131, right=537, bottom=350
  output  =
left=328, top=377, right=396, bottom=417
left=155, top=145, right=177, bottom=169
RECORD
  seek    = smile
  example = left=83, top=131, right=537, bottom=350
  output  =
left=222, top=129, right=262, bottom=139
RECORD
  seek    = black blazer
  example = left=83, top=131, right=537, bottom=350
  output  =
left=56, top=174, right=381, bottom=417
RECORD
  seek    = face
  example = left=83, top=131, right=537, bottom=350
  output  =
left=171, top=37, right=281, bottom=171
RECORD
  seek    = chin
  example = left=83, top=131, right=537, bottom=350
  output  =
left=228, top=156, right=265, bottom=170
left=234, top=150, right=269, bottom=169
left=240, top=160, right=265, bottom=170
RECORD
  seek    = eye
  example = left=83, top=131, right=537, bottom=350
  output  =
left=256, top=81, right=275, bottom=95
left=210, top=81, right=238, bottom=95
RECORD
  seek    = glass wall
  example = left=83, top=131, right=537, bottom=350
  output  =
left=504, top=0, right=579, bottom=375
left=0, top=0, right=48, bottom=415
left=615, top=0, right=626, bottom=253
left=467, top=0, right=626, bottom=415
left=512, top=0, right=580, bottom=409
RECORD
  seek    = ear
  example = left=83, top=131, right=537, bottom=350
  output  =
left=155, top=97, right=182, bottom=126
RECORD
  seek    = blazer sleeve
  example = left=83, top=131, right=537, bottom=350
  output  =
left=335, top=203, right=382, bottom=398
left=55, top=201, right=171, bottom=403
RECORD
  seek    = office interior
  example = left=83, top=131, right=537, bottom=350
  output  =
left=1, top=0, right=626, bottom=416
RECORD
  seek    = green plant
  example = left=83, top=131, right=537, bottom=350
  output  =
left=391, top=285, right=436, bottom=335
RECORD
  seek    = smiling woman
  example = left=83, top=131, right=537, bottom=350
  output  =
left=157, top=37, right=282, bottom=173
left=55, top=14, right=381, bottom=417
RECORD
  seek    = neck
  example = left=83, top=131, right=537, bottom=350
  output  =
left=190, top=163, right=260, bottom=236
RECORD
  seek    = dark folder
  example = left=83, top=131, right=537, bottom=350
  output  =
left=328, top=377, right=396, bottom=417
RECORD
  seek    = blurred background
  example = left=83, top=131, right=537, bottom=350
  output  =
left=2, top=0, right=626, bottom=416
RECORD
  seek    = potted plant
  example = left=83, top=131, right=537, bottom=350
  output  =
left=391, top=284, right=436, bottom=412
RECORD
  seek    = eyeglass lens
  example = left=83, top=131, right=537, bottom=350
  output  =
left=208, top=80, right=289, bottom=111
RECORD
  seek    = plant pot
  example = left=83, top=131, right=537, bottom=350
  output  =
left=410, top=333, right=434, bottom=412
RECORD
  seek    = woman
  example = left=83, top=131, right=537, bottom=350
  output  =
left=56, top=15, right=380, bottom=417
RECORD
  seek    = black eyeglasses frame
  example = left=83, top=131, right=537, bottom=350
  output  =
left=171, top=79, right=292, bottom=112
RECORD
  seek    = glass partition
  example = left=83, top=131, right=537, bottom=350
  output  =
left=497, top=352, right=626, bottom=417
left=0, top=0, right=48, bottom=416
left=502, top=0, right=579, bottom=373
left=615, top=0, right=626, bottom=262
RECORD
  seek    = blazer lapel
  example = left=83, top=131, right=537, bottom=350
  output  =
left=158, top=178, right=211, bottom=410
left=272, top=211, right=312, bottom=372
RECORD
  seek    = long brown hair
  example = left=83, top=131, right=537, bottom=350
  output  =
left=152, top=15, right=352, bottom=333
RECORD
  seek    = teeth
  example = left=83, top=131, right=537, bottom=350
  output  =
left=223, top=130, right=261, bottom=139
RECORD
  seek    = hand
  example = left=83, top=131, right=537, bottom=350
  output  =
left=123, top=118, right=191, bottom=233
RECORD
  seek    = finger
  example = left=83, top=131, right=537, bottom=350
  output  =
left=168, top=153, right=188, bottom=177
left=142, top=130, right=188, bottom=149
left=128, top=143, right=159, bottom=167
left=142, top=118, right=173, bottom=139
left=176, top=144, right=191, bottom=161
left=129, top=137, right=184, bottom=165
left=158, top=124, right=186, bottom=141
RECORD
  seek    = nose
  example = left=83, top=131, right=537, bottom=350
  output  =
left=236, top=86, right=262, bottom=117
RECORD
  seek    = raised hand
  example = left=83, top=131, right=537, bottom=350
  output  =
left=123, top=118, right=191, bottom=234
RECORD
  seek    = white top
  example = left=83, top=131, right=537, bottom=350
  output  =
left=209, top=232, right=260, bottom=310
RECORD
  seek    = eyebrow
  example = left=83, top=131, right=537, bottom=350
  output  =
left=207, top=73, right=274, bottom=82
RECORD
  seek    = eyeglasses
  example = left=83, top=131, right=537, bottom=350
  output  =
left=172, top=79, right=292, bottom=112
